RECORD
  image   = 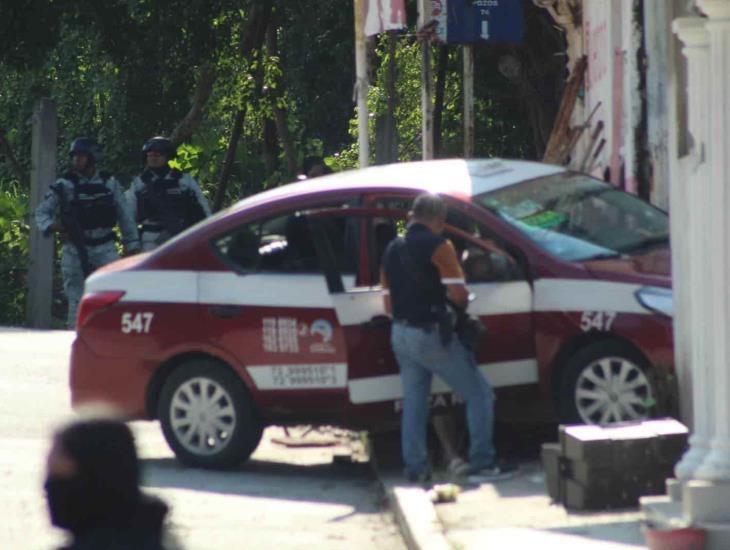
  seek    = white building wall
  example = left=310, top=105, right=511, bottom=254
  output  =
left=620, top=0, right=642, bottom=197
left=579, top=0, right=642, bottom=192
left=544, top=0, right=686, bottom=210
left=581, top=0, right=615, bottom=179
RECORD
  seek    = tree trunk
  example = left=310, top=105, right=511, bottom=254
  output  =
left=240, top=2, right=274, bottom=57
left=263, top=117, right=278, bottom=175
left=274, top=107, right=297, bottom=178
left=211, top=2, right=274, bottom=207
left=433, top=45, right=448, bottom=157
left=169, top=64, right=217, bottom=147
left=213, top=110, right=246, bottom=211
left=266, top=25, right=298, bottom=179
left=171, top=2, right=273, bottom=148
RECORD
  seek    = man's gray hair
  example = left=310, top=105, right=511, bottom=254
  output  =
left=410, top=193, right=447, bottom=222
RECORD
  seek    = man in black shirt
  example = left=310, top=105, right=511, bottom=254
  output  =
left=381, top=193, right=511, bottom=483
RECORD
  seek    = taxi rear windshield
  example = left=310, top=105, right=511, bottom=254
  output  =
left=473, top=173, right=669, bottom=262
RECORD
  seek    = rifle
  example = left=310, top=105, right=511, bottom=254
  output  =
left=51, top=185, right=92, bottom=277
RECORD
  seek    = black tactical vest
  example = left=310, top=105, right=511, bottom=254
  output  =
left=382, top=224, right=447, bottom=323
left=136, top=169, right=205, bottom=235
left=63, top=172, right=117, bottom=231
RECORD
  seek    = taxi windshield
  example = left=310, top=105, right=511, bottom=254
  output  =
left=473, top=172, right=669, bottom=262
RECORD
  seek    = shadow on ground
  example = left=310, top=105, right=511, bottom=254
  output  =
left=549, top=520, right=644, bottom=545
left=140, top=456, right=382, bottom=512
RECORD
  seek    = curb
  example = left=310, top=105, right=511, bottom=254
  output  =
left=368, top=432, right=453, bottom=550
left=384, top=481, right=452, bottom=550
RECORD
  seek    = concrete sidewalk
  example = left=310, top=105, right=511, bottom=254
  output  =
left=374, top=451, right=649, bottom=549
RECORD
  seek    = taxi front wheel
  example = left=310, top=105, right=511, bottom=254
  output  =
left=558, top=341, right=657, bottom=426
left=158, top=360, right=263, bottom=469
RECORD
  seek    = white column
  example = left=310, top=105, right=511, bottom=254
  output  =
left=694, top=0, right=730, bottom=482
left=673, top=17, right=712, bottom=481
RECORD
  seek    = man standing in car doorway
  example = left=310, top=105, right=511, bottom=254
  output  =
left=380, top=193, right=512, bottom=483
left=126, top=136, right=211, bottom=251
left=35, top=138, right=140, bottom=328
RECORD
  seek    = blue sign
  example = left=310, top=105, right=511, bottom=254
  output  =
left=431, top=0, right=524, bottom=44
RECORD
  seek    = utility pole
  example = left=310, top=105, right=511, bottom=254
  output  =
left=463, top=44, right=475, bottom=158
left=419, top=0, right=434, bottom=160
left=26, top=98, right=57, bottom=328
left=354, top=0, right=370, bottom=168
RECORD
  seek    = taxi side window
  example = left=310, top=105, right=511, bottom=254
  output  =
left=444, top=210, right=524, bottom=283
left=215, top=213, right=354, bottom=274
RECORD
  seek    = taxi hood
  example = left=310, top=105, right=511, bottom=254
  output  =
left=581, top=247, right=671, bottom=287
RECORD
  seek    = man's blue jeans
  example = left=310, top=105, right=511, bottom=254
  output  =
left=391, top=322, right=496, bottom=478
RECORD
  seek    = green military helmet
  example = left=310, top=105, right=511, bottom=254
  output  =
left=142, top=136, right=176, bottom=163
left=69, top=137, right=101, bottom=164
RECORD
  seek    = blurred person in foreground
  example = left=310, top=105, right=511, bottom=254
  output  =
left=44, top=411, right=177, bottom=549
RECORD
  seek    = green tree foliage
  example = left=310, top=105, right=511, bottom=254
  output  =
left=0, top=0, right=565, bottom=326
left=0, top=182, right=29, bottom=325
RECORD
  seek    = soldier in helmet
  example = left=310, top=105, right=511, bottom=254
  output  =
left=126, top=137, right=211, bottom=251
left=35, top=138, right=141, bottom=328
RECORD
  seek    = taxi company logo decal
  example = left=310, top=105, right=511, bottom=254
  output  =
left=262, top=317, right=336, bottom=354
left=309, top=319, right=335, bottom=354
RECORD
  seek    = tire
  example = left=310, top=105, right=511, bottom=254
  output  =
left=158, top=359, right=263, bottom=469
left=558, top=340, right=657, bottom=425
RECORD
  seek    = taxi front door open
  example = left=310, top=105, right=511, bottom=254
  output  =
left=308, top=207, right=538, bottom=426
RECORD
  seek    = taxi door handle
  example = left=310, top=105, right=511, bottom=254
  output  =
left=362, top=315, right=391, bottom=330
left=209, top=305, right=243, bottom=319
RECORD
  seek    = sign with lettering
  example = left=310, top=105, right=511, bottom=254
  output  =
left=428, top=0, right=523, bottom=44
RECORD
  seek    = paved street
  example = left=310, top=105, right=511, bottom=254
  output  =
left=0, top=329, right=405, bottom=549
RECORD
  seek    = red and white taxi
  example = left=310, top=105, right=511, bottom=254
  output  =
left=71, top=159, right=674, bottom=468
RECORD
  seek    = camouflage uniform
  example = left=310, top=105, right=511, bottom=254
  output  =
left=35, top=170, right=140, bottom=328
left=126, top=169, right=211, bottom=252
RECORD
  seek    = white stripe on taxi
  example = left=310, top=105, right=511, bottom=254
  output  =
left=533, top=279, right=650, bottom=315
left=87, top=270, right=654, bottom=317
left=347, top=359, right=539, bottom=404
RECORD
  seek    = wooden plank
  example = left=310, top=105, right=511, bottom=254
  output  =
left=543, top=55, right=588, bottom=165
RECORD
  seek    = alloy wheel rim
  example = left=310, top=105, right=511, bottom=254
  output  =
left=169, top=377, right=236, bottom=456
left=574, top=356, right=653, bottom=425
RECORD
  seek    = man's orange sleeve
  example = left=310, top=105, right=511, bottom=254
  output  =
left=431, top=240, right=465, bottom=282
left=379, top=267, right=392, bottom=314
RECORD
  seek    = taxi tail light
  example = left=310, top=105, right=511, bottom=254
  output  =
left=76, top=291, right=126, bottom=329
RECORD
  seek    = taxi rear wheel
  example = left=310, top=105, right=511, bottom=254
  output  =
left=558, top=341, right=657, bottom=426
left=158, top=360, right=263, bottom=469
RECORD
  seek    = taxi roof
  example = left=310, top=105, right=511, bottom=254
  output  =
left=227, top=158, right=565, bottom=215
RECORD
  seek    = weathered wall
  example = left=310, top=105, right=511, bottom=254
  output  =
left=539, top=0, right=691, bottom=209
